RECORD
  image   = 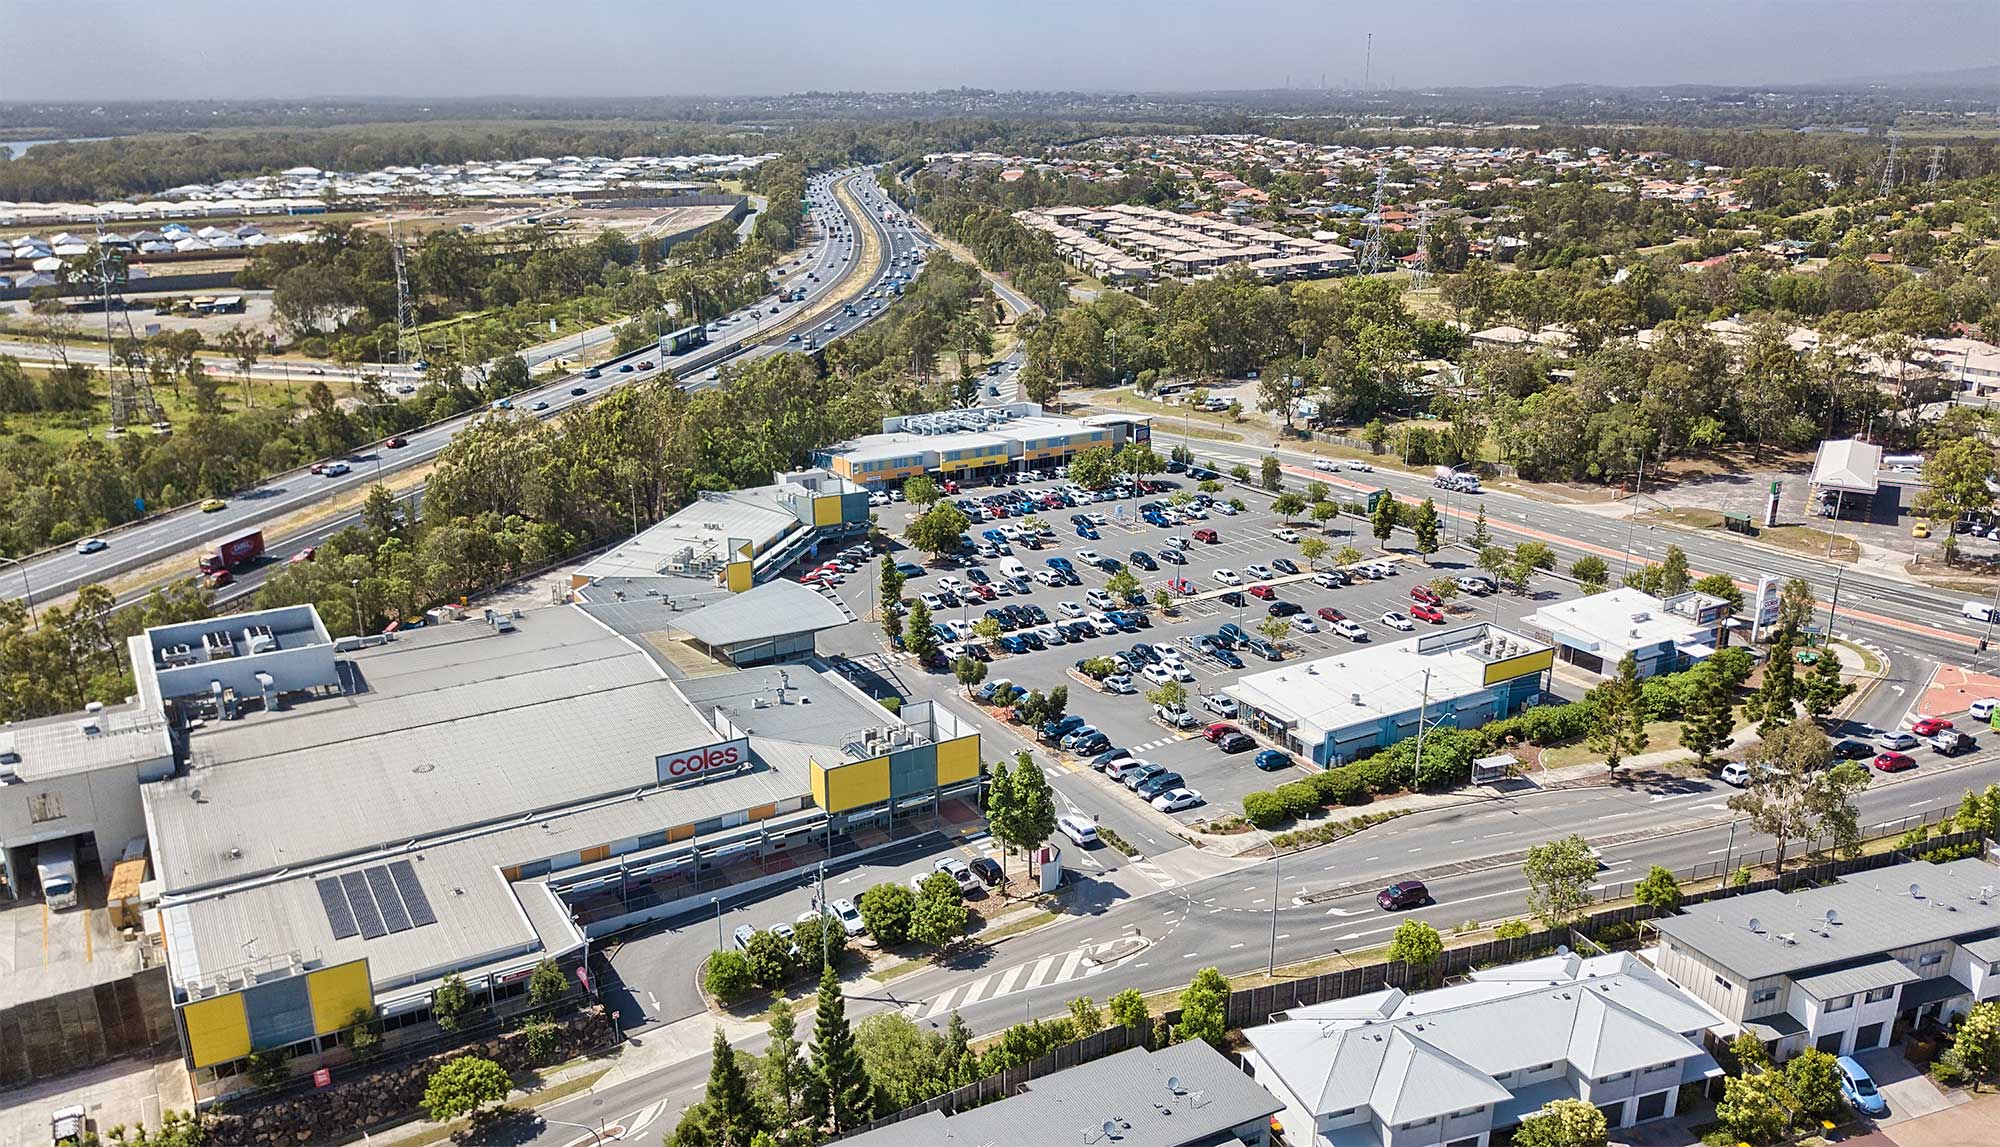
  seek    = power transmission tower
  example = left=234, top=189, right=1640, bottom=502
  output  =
left=1363, top=33, right=1373, bottom=92
left=1408, top=208, right=1434, bottom=291
left=92, top=228, right=167, bottom=433
left=390, top=218, right=414, bottom=369
left=1359, top=165, right=1390, bottom=276
left=1878, top=131, right=1901, bottom=198
left=1925, top=145, right=1944, bottom=189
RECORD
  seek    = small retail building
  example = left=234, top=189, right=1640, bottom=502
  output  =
left=1522, top=587, right=1728, bottom=678
left=1222, top=624, right=1554, bottom=767
left=813, top=402, right=1152, bottom=488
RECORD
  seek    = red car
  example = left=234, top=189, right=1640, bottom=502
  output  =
left=1163, top=577, right=1193, bottom=594
left=1911, top=717, right=1954, bottom=736
left=1410, top=585, right=1442, bottom=606
left=1204, top=722, right=1240, bottom=742
left=1411, top=604, right=1446, bottom=623
left=1247, top=584, right=1275, bottom=600
left=1316, top=606, right=1346, bottom=622
left=1873, top=752, right=1917, bottom=772
left=973, top=584, right=997, bottom=601
left=287, top=546, right=317, bottom=564
left=386, top=435, right=408, bottom=448
left=1193, top=528, right=1219, bottom=544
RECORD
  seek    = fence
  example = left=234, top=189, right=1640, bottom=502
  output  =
left=1592, top=808, right=1974, bottom=902
left=846, top=828, right=1993, bottom=1137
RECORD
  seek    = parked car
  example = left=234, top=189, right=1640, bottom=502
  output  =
left=1152, top=788, right=1204, bottom=813
left=933, top=857, right=982, bottom=895
left=1872, top=752, right=1917, bottom=772
left=1875, top=730, right=1919, bottom=750
left=1832, top=738, right=1874, bottom=760
left=1334, top=619, right=1370, bottom=641
left=1381, top=611, right=1416, bottom=631
left=1316, top=606, right=1346, bottom=623
left=1216, top=731, right=1255, bottom=753
left=1410, top=585, right=1443, bottom=605
left=1911, top=717, right=1954, bottom=737
left=1254, top=749, right=1292, bottom=771
left=1201, top=693, right=1238, bottom=717
left=1836, top=1056, right=1888, bottom=1116
left=1411, top=604, right=1446, bottom=624
left=830, top=897, right=867, bottom=935
left=732, top=923, right=758, bottom=950
left=1968, top=697, right=2000, bottom=720
left=1377, top=880, right=1431, bottom=910
left=1154, top=703, right=1198, bottom=729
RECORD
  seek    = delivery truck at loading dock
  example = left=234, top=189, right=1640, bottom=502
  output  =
left=198, top=529, right=265, bottom=586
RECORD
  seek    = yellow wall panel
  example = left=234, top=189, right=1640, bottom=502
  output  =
left=183, top=994, right=251, bottom=1069
left=815, top=756, right=890, bottom=812
left=726, top=561, right=753, bottom=593
left=306, top=959, right=374, bottom=1034
left=1484, top=647, right=1555, bottom=686
left=579, top=844, right=611, bottom=864
left=666, top=823, right=694, bottom=843
left=813, top=495, right=842, bottom=527
left=810, top=758, right=828, bottom=810
left=934, top=735, right=981, bottom=785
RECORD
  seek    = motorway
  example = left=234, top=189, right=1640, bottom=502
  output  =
left=3, top=168, right=910, bottom=611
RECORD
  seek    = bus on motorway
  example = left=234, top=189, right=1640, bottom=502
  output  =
left=658, top=324, right=710, bottom=356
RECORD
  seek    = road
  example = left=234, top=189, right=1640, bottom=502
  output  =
left=3, top=168, right=906, bottom=610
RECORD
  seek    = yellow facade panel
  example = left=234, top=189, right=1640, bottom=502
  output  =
left=813, top=756, right=890, bottom=812
left=725, top=561, right=753, bottom=593
left=183, top=994, right=251, bottom=1069
left=934, top=735, right=981, bottom=785
left=579, top=844, right=611, bottom=864
left=306, top=959, right=374, bottom=1034
left=1484, top=647, right=1555, bottom=686
left=813, top=495, right=843, bottom=528
left=666, top=822, right=695, bottom=843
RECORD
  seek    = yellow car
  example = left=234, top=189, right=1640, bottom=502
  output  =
left=200, top=498, right=228, bottom=513
left=1912, top=519, right=1931, bottom=539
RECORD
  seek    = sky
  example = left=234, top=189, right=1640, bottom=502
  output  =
left=6, top=0, right=1996, bottom=101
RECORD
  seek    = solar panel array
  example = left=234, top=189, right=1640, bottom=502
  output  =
left=315, top=861, right=439, bottom=941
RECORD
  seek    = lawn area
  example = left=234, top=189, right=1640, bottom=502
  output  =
left=1078, top=390, right=1246, bottom=442
left=2, top=360, right=366, bottom=449
left=1634, top=507, right=1858, bottom=562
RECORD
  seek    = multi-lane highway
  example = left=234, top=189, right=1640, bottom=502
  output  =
left=4, top=168, right=909, bottom=610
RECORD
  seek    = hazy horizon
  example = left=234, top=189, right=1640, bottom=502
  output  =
left=6, top=0, right=1995, bottom=102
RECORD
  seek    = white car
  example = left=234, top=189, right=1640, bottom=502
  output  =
left=1167, top=535, right=1192, bottom=549
left=1213, top=503, right=1238, bottom=515
left=1212, top=568, right=1242, bottom=586
left=1076, top=549, right=1101, bottom=565
left=869, top=491, right=890, bottom=506
left=1037, top=569, right=1066, bottom=586
left=1058, top=600, right=1085, bottom=618
left=1160, top=656, right=1195, bottom=682
left=1293, top=616, right=1319, bottom=633
left=1876, top=730, right=1919, bottom=750
left=1971, top=698, right=2000, bottom=721
left=936, top=575, right=962, bottom=593
left=921, top=593, right=947, bottom=610
left=1313, top=459, right=1338, bottom=471
left=1142, top=663, right=1175, bottom=685
left=933, top=856, right=982, bottom=895
left=1201, top=692, right=1238, bottom=717
left=1345, top=460, right=1374, bottom=472
left=1272, top=528, right=1301, bottom=543
left=74, top=537, right=108, bottom=554
left=322, top=461, right=352, bottom=476
left=1334, top=620, right=1369, bottom=640
left=1181, top=503, right=1208, bottom=519
left=1152, top=788, right=1204, bottom=812
left=1089, top=613, right=1121, bottom=636
left=1244, top=563, right=1275, bottom=580
left=1381, top=612, right=1416, bottom=631
left=1103, top=674, right=1136, bottom=694
left=1313, top=570, right=1345, bottom=588
left=830, top=897, right=866, bottom=936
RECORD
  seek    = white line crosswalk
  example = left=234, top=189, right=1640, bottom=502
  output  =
left=912, top=939, right=1128, bottom=1019
left=1127, top=860, right=1178, bottom=888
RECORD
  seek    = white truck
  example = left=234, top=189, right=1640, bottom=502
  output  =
left=36, top=839, right=78, bottom=911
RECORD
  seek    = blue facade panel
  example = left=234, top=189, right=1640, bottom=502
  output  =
left=243, top=976, right=315, bottom=1051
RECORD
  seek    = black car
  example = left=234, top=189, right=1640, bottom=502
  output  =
left=965, top=567, right=991, bottom=585
left=969, top=857, right=1004, bottom=887
left=1209, top=647, right=1245, bottom=669
left=1220, top=591, right=1247, bottom=607
left=1268, top=600, right=1303, bottom=617
left=1130, top=550, right=1157, bottom=570
left=1023, top=604, right=1049, bottom=624
left=1832, top=738, right=1874, bottom=760
left=1135, top=771, right=1184, bottom=798
left=1216, top=732, right=1255, bottom=753
left=1088, top=746, right=1131, bottom=770
left=1272, top=557, right=1300, bottom=575
left=984, top=608, right=1015, bottom=630
left=1128, top=642, right=1162, bottom=665
left=1158, top=547, right=1187, bottom=565
left=964, top=643, right=992, bottom=663
left=571, top=386, right=589, bottom=395
left=1071, top=733, right=1111, bottom=756
left=1378, top=880, right=1431, bottom=911
left=1019, top=630, right=1046, bottom=651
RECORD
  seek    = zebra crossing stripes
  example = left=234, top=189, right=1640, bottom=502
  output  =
left=1129, top=736, right=1179, bottom=754
left=1127, top=859, right=1178, bottom=888
left=915, top=939, right=1123, bottom=1019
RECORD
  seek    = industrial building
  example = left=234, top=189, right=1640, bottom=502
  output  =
left=1016, top=203, right=1356, bottom=282
left=1522, top=587, right=1728, bottom=678
left=1222, top=624, right=1554, bottom=767
left=814, top=402, right=1152, bottom=488
left=0, top=564, right=977, bottom=1097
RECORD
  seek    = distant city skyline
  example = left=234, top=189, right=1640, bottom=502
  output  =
left=4, top=0, right=1995, bottom=102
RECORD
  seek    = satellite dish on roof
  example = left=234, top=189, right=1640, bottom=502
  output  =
left=1555, top=944, right=1570, bottom=957
left=1167, top=1075, right=1183, bottom=1094
left=1103, top=1120, right=1120, bottom=1140
left=1825, top=909, right=1840, bottom=925
left=1746, top=917, right=1763, bottom=933
left=1909, top=883, right=1925, bottom=900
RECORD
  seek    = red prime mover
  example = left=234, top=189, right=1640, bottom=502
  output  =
left=198, top=529, right=265, bottom=577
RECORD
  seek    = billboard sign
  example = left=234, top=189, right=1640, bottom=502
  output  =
left=1753, top=575, right=1782, bottom=633
left=656, top=737, right=751, bottom=784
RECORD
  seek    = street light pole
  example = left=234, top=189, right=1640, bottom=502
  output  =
left=0, top=556, right=35, bottom=625
left=1267, top=850, right=1281, bottom=975
left=712, top=896, right=723, bottom=951
left=1824, top=568, right=1844, bottom=637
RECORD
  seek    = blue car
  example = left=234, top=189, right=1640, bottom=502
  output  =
left=895, top=561, right=925, bottom=578
left=1836, top=1056, right=1886, bottom=1116
left=1076, top=524, right=1099, bottom=540
left=1047, top=556, right=1074, bottom=571
left=1254, top=749, right=1293, bottom=771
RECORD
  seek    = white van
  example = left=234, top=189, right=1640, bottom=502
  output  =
left=1057, top=814, right=1100, bottom=847
left=998, top=557, right=1029, bottom=580
left=1962, top=601, right=1995, bottom=623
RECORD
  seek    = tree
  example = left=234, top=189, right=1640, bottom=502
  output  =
left=1587, top=653, right=1649, bottom=771
left=1409, top=498, right=1441, bottom=557
left=1777, top=577, right=1817, bottom=632
left=1512, top=1098, right=1608, bottom=1147
left=1784, top=1048, right=1847, bottom=1120
left=903, top=599, right=939, bottom=663
left=705, top=950, right=755, bottom=1002
left=1570, top=554, right=1608, bottom=591
left=1387, top=920, right=1443, bottom=967
left=1469, top=503, right=1492, bottom=548
left=1177, top=967, right=1230, bottom=1047
left=1067, top=995, right=1104, bottom=1036
left=1256, top=615, right=1292, bottom=644
left=431, top=973, right=473, bottom=1033
left=1523, top=834, right=1598, bottom=927
left=1478, top=544, right=1513, bottom=582
left=1229, top=463, right=1251, bottom=483
left=1679, top=662, right=1737, bottom=766
left=1298, top=536, right=1329, bottom=568
left=1949, top=999, right=2000, bottom=1080
left=1691, top=572, right=1745, bottom=615
left=911, top=872, right=970, bottom=948
left=941, top=1010, right=980, bottom=1086
left=1147, top=680, right=1189, bottom=711
left=905, top=503, right=971, bottom=561
left=1634, top=865, right=1683, bottom=913
left=1370, top=497, right=1401, bottom=547
left=680, top=1028, right=764, bottom=1147
left=857, top=882, right=916, bottom=946
left=902, top=475, right=941, bottom=509
left=1917, top=437, right=1997, bottom=529
left=954, top=656, right=987, bottom=690
left=745, top=929, right=796, bottom=990
left=989, top=751, right=1056, bottom=875
left=527, top=958, right=569, bottom=1007
left=1310, top=499, right=1340, bottom=533
left=1271, top=491, right=1307, bottom=520
left=1510, top=541, right=1557, bottom=593
left=1260, top=454, right=1282, bottom=491
left=1801, top=649, right=1852, bottom=721
left=1108, top=988, right=1150, bottom=1031
left=1746, top=625, right=1800, bottom=728
left=804, top=965, right=873, bottom=1135
left=1104, top=569, right=1142, bottom=602
left=422, top=1055, right=511, bottom=1123
left=1730, top=723, right=1870, bottom=873
left=879, top=556, right=905, bottom=640
left=1428, top=576, right=1459, bottom=604
left=1715, top=1073, right=1792, bottom=1146
left=1070, top=445, right=1116, bottom=490
left=1334, top=544, right=1364, bottom=567
left=1657, top=545, right=1692, bottom=596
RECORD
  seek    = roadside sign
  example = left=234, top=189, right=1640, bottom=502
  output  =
left=313, top=1068, right=332, bottom=1088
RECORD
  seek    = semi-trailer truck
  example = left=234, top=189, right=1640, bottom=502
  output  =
left=198, top=529, right=265, bottom=578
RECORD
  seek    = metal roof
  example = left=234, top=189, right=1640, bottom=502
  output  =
left=1652, top=858, right=2000, bottom=982
left=1810, top=438, right=1883, bottom=495
left=1790, top=958, right=1920, bottom=1001
left=673, top=580, right=851, bottom=649
left=838, top=1041, right=1281, bottom=1147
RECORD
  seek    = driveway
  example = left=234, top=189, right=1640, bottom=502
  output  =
left=1881, top=1084, right=1998, bottom=1147
left=1855, top=1045, right=1966, bottom=1128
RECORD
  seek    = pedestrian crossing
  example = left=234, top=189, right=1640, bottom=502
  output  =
left=1127, top=859, right=1179, bottom=888
left=1128, top=735, right=1179, bottom=754
left=910, top=939, right=1129, bottom=1019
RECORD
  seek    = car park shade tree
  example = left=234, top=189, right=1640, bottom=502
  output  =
left=857, top=882, right=916, bottom=946
left=911, top=872, right=970, bottom=948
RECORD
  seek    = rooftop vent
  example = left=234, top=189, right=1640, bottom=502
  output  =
left=84, top=700, right=104, bottom=714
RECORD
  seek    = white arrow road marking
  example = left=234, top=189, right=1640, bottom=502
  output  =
left=1324, top=906, right=1370, bottom=916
